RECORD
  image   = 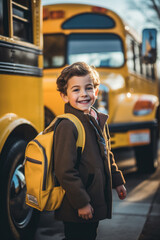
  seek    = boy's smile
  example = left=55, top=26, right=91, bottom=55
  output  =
left=61, top=74, right=98, bottom=113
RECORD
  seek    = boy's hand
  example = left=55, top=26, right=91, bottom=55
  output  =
left=78, top=203, right=94, bottom=220
left=116, top=185, right=127, bottom=200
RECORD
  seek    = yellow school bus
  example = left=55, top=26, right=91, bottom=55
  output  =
left=0, top=0, right=43, bottom=239
left=43, top=3, right=159, bottom=173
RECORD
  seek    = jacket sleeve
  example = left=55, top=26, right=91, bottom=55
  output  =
left=105, top=124, right=126, bottom=188
left=54, top=119, right=91, bottom=209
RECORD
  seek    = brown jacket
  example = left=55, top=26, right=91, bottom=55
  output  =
left=54, top=103, right=125, bottom=222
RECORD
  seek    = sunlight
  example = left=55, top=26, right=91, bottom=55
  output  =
left=127, top=179, right=159, bottom=202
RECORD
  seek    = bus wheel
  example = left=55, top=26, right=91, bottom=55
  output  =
left=0, top=138, right=39, bottom=240
left=134, top=128, right=158, bottom=173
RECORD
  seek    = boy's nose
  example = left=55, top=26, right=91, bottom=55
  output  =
left=81, top=89, right=87, bottom=96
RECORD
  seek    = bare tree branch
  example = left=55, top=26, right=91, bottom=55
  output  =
left=126, top=0, right=160, bottom=27
left=151, top=0, right=160, bottom=19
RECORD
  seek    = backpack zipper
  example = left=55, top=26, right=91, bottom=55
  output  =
left=25, top=157, right=42, bottom=164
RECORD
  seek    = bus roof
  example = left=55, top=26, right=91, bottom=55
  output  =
left=43, top=3, right=141, bottom=42
left=43, top=3, right=124, bottom=29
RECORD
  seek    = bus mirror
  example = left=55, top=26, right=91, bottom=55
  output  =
left=141, top=28, right=157, bottom=64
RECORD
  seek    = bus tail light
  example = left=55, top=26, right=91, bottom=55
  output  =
left=133, top=97, right=155, bottom=116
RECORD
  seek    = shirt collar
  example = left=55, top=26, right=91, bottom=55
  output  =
left=65, top=103, right=108, bottom=130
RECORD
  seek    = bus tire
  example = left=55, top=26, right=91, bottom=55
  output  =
left=134, top=128, right=158, bottom=173
left=0, top=138, right=40, bottom=240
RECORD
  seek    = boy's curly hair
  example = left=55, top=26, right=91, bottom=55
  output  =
left=56, top=62, right=100, bottom=95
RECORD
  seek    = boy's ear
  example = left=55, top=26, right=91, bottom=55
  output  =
left=60, top=92, right=69, bottom=103
left=95, top=87, right=99, bottom=98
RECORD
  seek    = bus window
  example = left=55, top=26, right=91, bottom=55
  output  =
left=67, top=34, right=124, bottom=67
left=44, top=33, right=124, bottom=68
left=134, top=43, right=141, bottom=74
left=151, top=64, right=155, bottom=80
left=126, top=36, right=134, bottom=71
left=146, top=63, right=154, bottom=80
left=62, top=13, right=115, bottom=29
left=0, top=0, right=8, bottom=36
left=44, top=34, right=66, bottom=68
left=0, top=0, right=3, bottom=35
left=127, top=35, right=147, bottom=77
left=139, top=45, right=143, bottom=74
left=12, top=0, right=32, bottom=42
left=132, top=41, right=136, bottom=71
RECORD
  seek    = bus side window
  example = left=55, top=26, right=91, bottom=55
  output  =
left=0, top=0, right=3, bottom=35
left=146, top=64, right=150, bottom=78
left=147, top=63, right=155, bottom=81
left=0, top=0, right=8, bottom=36
left=142, top=62, right=155, bottom=81
left=126, top=36, right=134, bottom=71
left=151, top=64, right=155, bottom=80
left=131, top=40, right=136, bottom=72
left=126, top=36, right=137, bottom=73
left=139, top=45, right=143, bottom=75
left=12, top=0, right=33, bottom=42
left=126, top=35, right=154, bottom=81
left=135, top=43, right=141, bottom=75
left=43, top=34, right=66, bottom=68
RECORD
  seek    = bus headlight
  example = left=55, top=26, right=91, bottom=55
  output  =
left=94, top=84, right=109, bottom=114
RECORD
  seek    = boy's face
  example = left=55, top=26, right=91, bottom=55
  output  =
left=61, top=74, right=98, bottom=113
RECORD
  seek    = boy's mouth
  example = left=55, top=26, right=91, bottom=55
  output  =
left=78, top=99, right=90, bottom=104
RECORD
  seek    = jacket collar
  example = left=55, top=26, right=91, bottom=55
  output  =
left=64, top=103, right=108, bottom=131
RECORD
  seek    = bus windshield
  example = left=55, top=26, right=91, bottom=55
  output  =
left=43, top=33, right=124, bottom=68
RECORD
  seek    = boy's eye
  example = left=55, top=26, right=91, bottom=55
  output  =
left=86, top=86, right=94, bottom=90
left=72, top=88, right=79, bottom=92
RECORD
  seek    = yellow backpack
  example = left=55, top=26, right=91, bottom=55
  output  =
left=24, top=113, right=85, bottom=211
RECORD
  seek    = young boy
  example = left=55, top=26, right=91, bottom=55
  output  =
left=54, top=62, right=126, bottom=240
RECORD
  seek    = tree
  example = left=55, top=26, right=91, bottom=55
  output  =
left=151, top=0, right=160, bottom=20
left=126, top=0, right=160, bottom=30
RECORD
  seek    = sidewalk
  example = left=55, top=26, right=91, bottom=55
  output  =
left=138, top=172, right=160, bottom=240
left=97, top=169, right=160, bottom=240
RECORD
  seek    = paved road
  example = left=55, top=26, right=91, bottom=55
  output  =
left=34, top=147, right=160, bottom=240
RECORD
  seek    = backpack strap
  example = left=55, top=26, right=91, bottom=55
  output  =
left=51, top=114, right=85, bottom=173
left=57, top=113, right=85, bottom=153
left=43, top=114, right=85, bottom=153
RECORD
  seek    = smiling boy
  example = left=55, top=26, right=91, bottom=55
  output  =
left=54, top=62, right=126, bottom=240
left=61, top=74, right=98, bottom=113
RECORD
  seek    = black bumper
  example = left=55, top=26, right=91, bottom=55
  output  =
left=108, top=120, right=158, bottom=133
